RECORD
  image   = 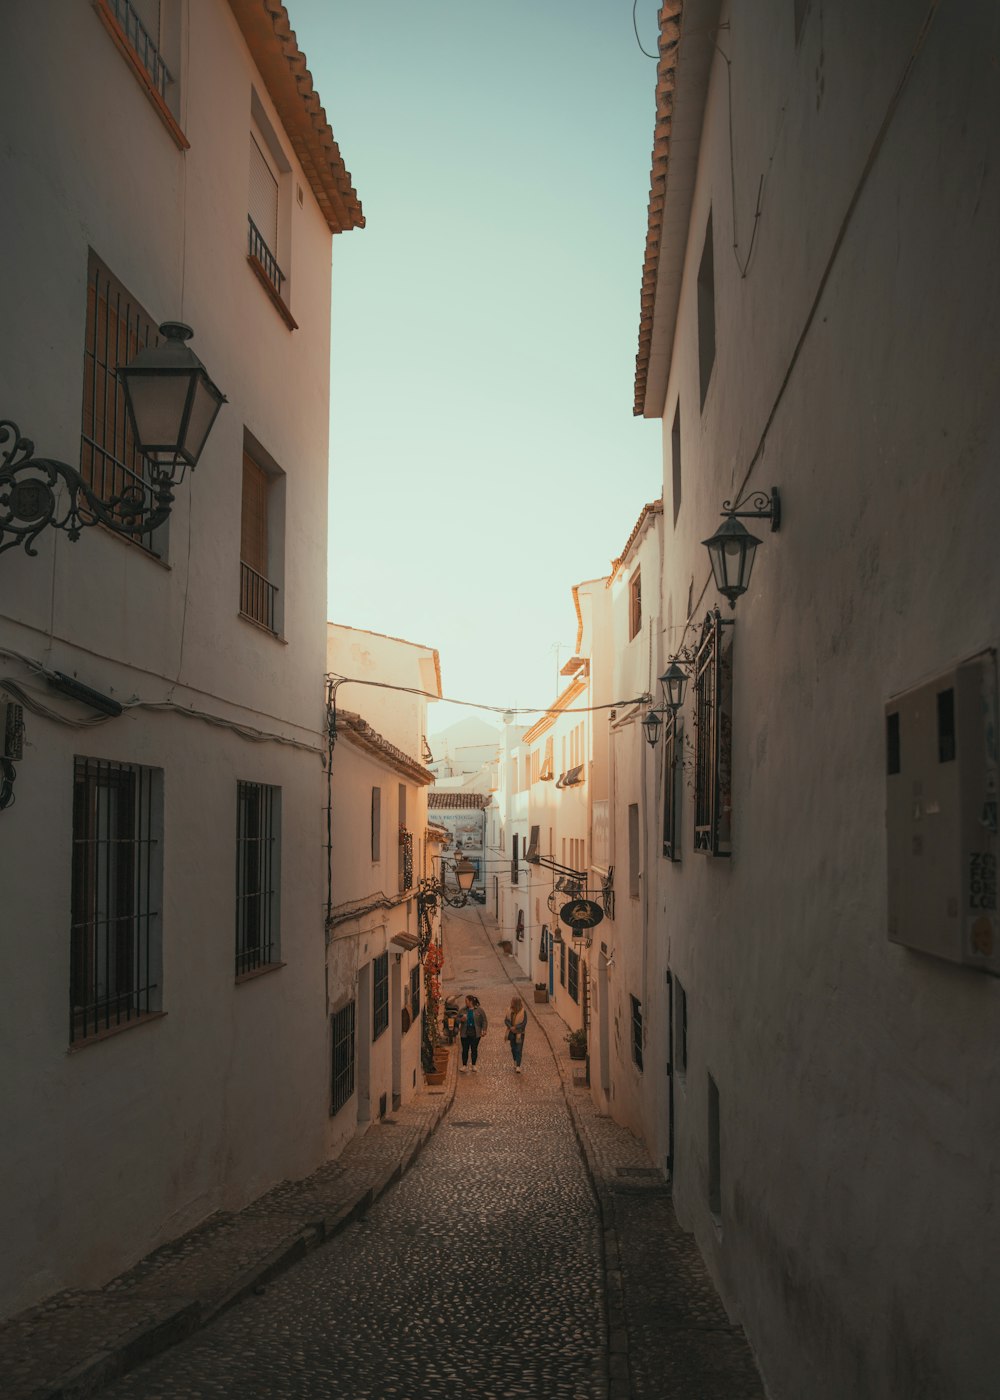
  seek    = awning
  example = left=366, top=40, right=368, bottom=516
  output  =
left=391, top=933, right=419, bottom=951
left=562, top=764, right=584, bottom=787
left=525, top=825, right=540, bottom=862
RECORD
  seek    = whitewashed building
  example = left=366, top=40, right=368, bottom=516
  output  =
left=0, top=0, right=361, bottom=1318
left=325, top=624, right=441, bottom=1151
left=632, top=2, right=1000, bottom=1396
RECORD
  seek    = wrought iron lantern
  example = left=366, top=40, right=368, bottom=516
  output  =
left=1, top=321, right=225, bottom=558
left=702, top=487, right=780, bottom=608
left=642, top=709, right=663, bottom=748
left=658, top=661, right=689, bottom=712
left=119, top=322, right=226, bottom=481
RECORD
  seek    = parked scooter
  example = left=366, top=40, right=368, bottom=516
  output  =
left=443, top=995, right=460, bottom=1043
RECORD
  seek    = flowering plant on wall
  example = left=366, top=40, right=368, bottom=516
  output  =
left=421, top=940, right=445, bottom=1072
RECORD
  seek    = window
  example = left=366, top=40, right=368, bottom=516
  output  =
left=81, top=252, right=167, bottom=558
left=628, top=803, right=640, bottom=897
left=559, top=938, right=566, bottom=987
left=693, top=610, right=734, bottom=856
left=94, top=0, right=185, bottom=145
left=235, top=781, right=281, bottom=977
left=71, top=757, right=162, bottom=1043
left=568, top=947, right=580, bottom=1003
left=671, top=403, right=682, bottom=525
left=373, top=952, right=389, bottom=1040
left=662, top=716, right=681, bottom=860
left=371, top=787, right=381, bottom=861
left=511, top=832, right=519, bottom=886
left=630, top=995, right=644, bottom=1071
left=629, top=570, right=642, bottom=641
left=331, top=1000, right=356, bottom=1114
left=410, top=964, right=421, bottom=1023
left=526, top=825, right=540, bottom=862
left=708, top=1073, right=722, bottom=1220
left=674, top=976, right=688, bottom=1076
left=246, top=102, right=296, bottom=329
left=240, top=444, right=284, bottom=634
left=697, top=212, right=716, bottom=409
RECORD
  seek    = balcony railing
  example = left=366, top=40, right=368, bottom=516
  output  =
left=247, top=216, right=286, bottom=297
left=240, top=561, right=278, bottom=633
left=107, top=0, right=172, bottom=99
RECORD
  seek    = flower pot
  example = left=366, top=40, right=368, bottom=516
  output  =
left=568, top=1043, right=586, bottom=1060
left=500, top=940, right=513, bottom=955
left=424, top=1068, right=446, bottom=1085
left=533, top=988, right=548, bottom=1003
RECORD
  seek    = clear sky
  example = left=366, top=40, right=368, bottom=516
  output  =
left=291, top=1, right=663, bottom=735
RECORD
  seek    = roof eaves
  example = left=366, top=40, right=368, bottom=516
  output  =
left=608, top=499, right=664, bottom=585
left=228, top=0, right=364, bottom=235
left=337, top=710, right=434, bottom=785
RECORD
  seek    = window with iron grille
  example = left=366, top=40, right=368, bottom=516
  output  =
left=248, top=131, right=284, bottom=296
left=628, top=803, right=640, bottom=897
left=240, top=446, right=283, bottom=634
left=330, top=1000, right=355, bottom=1114
left=71, top=757, right=162, bottom=1043
left=410, top=964, right=420, bottom=1023
left=568, top=947, right=580, bottom=1003
left=235, top=781, right=280, bottom=977
left=81, top=251, right=166, bottom=558
left=101, top=0, right=176, bottom=106
left=662, top=714, right=681, bottom=861
left=693, top=610, right=734, bottom=856
left=511, top=832, right=519, bottom=885
left=630, top=995, right=644, bottom=1071
left=560, top=938, right=566, bottom=987
left=373, top=951, right=389, bottom=1040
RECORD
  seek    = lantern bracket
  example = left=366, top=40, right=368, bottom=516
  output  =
left=0, top=420, right=175, bottom=558
left=720, top=486, right=780, bottom=532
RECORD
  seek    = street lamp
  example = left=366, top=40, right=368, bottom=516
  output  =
left=702, top=486, right=780, bottom=608
left=1, top=321, right=225, bottom=558
left=644, top=659, right=692, bottom=747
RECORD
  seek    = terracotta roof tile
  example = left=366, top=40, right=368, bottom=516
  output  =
left=336, top=710, right=433, bottom=785
left=228, top=0, right=363, bottom=234
left=608, top=499, right=663, bottom=584
left=634, top=1, right=684, bottom=415
left=427, top=792, right=491, bottom=810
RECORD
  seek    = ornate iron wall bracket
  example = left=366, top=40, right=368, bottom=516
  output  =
left=720, top=485, right=780, bottom=531
left=0, top=421, right=174, bottom=558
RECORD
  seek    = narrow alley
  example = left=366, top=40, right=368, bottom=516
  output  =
left=62, top=905, right=764, bottom=1400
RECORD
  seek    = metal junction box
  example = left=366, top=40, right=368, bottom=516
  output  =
left=886, top=650, right=998, bottom=973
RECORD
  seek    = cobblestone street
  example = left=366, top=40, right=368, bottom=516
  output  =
left=98, top=909, right=607, bottom=1399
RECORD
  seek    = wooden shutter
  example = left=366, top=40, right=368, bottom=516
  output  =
left=241, top=454, right=268, bottom=574
left=371, top=787, right=381, bottom=862
left=249, top=134, right=278, bottom=254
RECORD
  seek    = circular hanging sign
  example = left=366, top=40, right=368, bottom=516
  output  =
left=558, top=898, right=604, bottom=931
left=546, top=891, right=562, bottom=915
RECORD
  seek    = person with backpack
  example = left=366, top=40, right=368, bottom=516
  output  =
left=458, top=994, right=488, bottom=1072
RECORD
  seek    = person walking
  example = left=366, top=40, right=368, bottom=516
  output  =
left=458, top=994, right=488, bottom=1072
left=504, top=995, right=528, bottom=1073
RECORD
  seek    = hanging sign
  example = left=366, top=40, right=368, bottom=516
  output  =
left=558, top=898, right=604, bottom=932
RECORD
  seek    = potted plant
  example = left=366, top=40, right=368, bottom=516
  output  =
left=566, top=1027, right=587, bottom=1060
left=499, top=938, right=513, bottom=955
left=533, top=981, right=548, bottom=1003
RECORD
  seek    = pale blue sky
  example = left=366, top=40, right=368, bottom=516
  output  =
left=292, top=1, right=663, bottom=734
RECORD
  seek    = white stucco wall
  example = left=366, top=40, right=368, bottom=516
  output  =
left=0, top=0, right=348, bottom=1316
left=644, top=3, right=1000, bottom=1396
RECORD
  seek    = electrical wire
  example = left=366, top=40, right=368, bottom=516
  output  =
left=326, top=673, right=650, bottom=717
left=632, top=0, right=658, bottom=59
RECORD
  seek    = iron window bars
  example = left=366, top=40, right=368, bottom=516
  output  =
left=373, top=952, right=389, bottom=1040
left=410, top=964, right=421, bottom=1023
left=247, top=216, right=285, bottom=297
left=693, top=608, right=734, bottom=856
left=559, top=938, right=566, bottom=986
left=108, top=0, right=173, bottom=100
left=331, top=999, right=356, bottom=1114
left=630, top=995, right=644, bottom=1071
left=70, top=757, right=161, bottom=1043
left=82, top=252, right=165, bottom=556
left=235, top=781, right=280, bottom=976
left=239, top=561, right=278, bottom=632
left=400, top=829, right=414, bottom=894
